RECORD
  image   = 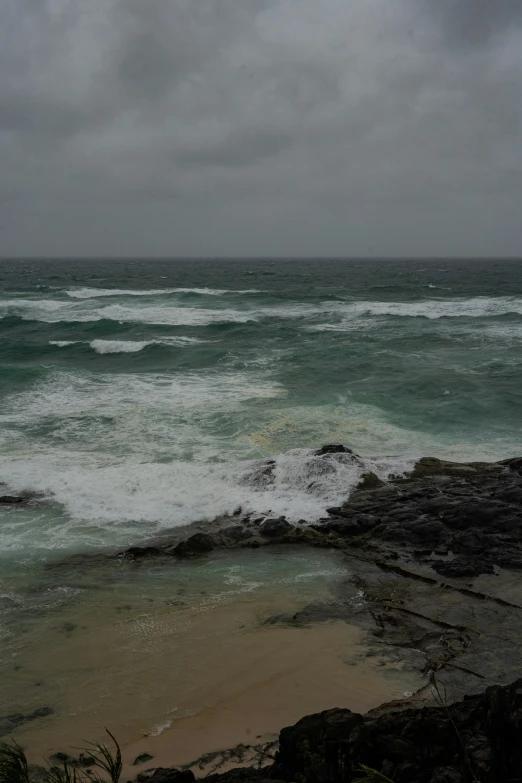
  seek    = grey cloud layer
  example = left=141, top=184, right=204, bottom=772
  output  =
left=1, top=0, right=521, bottom=256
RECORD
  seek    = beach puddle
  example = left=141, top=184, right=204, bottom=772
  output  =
left=0, top=547, right=423, bottom=769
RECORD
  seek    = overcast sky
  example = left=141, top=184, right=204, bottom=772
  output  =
left=1, top=0, right=522, bottom=258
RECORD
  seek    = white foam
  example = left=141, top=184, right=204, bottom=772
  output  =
left=172, top=288, right=263, bottom=296
left=0, top=449, right=413, bottom=550
left=0, top=299, right=257, bottom=326
left=306, top=297, right=522, bottom=331
left=89, top=337, right=211, bottom=353
left=95, top=304, right=256, bottom=326
left=160, top=336, right=210, bottom=346
left=345, top=297, right=522, bottom=320
left=90, top=340, right=151, bottom=354
left=67, top=288, right=179, bottom=299
left=6, top=295, right=522, bottom=328
left=66, top=287, right=263, bottom=299
left=1, top=369, right=285, bottom=423
left=50, top=337, right=210, bottom=352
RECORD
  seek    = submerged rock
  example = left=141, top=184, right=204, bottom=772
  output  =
left=124, top=546, right=162, bottom=559
left=314, top=444, right=353, bottom=456
left=0, top=706, right=54, bottom=737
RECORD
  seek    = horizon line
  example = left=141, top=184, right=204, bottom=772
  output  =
left=2, top=256, right=522, bottom=262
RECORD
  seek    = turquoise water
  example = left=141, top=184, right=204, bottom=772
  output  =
left=1, top=258, right=522, bottom=562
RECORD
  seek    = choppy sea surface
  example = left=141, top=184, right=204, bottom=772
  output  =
left=1, top=258, right=522, bottom=557
left=0, top=258, right=521, bottom=743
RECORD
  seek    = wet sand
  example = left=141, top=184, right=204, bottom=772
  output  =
left=6, top=549, right=423, bottom=775
left=121, top=621, right=423, bottom=779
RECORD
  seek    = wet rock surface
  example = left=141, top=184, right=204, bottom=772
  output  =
left=321, top=456, right=522, bottom=578
left=270, top=676, right=522, bottom=783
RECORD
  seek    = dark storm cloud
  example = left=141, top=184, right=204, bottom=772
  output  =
left=176, top=129, right=293, bottom=169
left=425, top=0, right=522, bottom=47
left=0, top=0, right=521, bottom=257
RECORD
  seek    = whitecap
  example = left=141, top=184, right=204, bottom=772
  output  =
left=50, top=337, right=210, bottom=353
left=0, top=299, right=257, bottom=326
left=66, top=288, right=180, bottom=299
left=90, top=340, right=150, bottom=354
left=66, top=287, right=263, bottom=299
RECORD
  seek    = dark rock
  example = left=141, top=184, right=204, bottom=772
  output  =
left=355, top=472, right=385, bottom=491
left=430, top=769, right=463, bottom=783
left=505, top=457, right=522, bottom=475
left=134, top=753, right=154, bottom=765
left=325, top=517, right=362, bottom=535
left=48, top=752, right=95, bottom=768
left=49, top=752, right=69, bottom=763
left=220, top=525, right=252, bottom=544
left=0, top=495, right=26, bottom=504
left=173, top=533, right=214, bottom=558
left=273, top=677, right=522, bottom=783
left=76, top=754, right=96, bottom=768
left=205, top=770, right=276, bottom=783
left=317, top=457, right=522, bottom=576
left=314, top=444, right=353, bottom=456
left=259, top=518, right=293, bottom=538
left=433, top=558, right=495, bottom=578
left=124, top=546, right=162, bottom=559
left=137, top=769, right=195, bottom=783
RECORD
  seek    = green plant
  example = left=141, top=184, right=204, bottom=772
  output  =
left=79, top=729, right=122, bottom=783
left=0, top=740, right=30, bottom=783
left=0, top=729, right=121, bottom=783
left=429, top=672, right=480, bottom=783
left=356, top=764, right=395, bottom=782
left=45, top=762, right=82, bottom=783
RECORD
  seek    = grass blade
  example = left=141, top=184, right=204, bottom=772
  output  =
left=0, top=740, right=30, bottom=783
left=356, top=763, right=395, bottom=783
left=80, top=729, right=122, bottom=783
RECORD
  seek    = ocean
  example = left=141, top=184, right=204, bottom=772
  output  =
left=1, top=257, right=521, bottom=751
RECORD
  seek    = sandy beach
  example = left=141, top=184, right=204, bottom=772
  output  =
left=120, top=620, right=422, bottom=778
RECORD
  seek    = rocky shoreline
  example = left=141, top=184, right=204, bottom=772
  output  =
left=121, top=449, right=522, bottom=783
left=107, top=448, right=522, bottom=700
left=4, top=448, right=522, bottom=782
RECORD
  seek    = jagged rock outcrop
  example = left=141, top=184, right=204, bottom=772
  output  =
left=272, top=677, right=522, bottom=783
